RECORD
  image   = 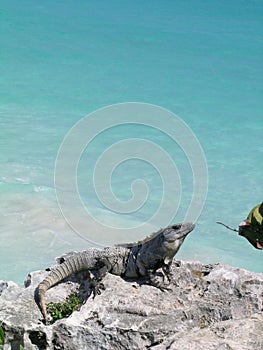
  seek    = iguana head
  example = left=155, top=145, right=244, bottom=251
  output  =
left=161, top=222, right=195, bottom=261
left=161, top=222, right=195, bottom=264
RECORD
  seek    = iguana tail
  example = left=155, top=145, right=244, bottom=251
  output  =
left=38, top=253, right=90, bottom=322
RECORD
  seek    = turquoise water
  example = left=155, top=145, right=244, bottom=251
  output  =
left=0, top=0, right=262, bottom=284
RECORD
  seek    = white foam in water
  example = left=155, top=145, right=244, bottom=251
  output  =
left=0, top=0, right=262, bottom=284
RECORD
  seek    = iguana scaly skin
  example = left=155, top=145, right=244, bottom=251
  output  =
left=37, top=222, right=195, bottom=322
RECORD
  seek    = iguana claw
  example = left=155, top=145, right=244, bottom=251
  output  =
left=90, top=281, right=105, bottom=298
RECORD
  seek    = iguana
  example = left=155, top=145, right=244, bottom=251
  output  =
left=37, top=222, right=195, bottom=322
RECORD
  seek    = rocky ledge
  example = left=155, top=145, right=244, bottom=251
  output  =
left=0, top=260, right=262, bottom=350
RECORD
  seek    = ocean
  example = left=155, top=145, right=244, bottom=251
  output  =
left=0, top=0, right=262, bottom=284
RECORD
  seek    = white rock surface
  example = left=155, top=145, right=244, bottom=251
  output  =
left=0, top=260, right=262, bottom=349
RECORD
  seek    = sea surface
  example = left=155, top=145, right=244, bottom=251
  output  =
left=0, top=0, right=262, bottom=284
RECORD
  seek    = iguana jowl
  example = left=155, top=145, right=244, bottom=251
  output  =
left=37, top=222, right=195, bottom=321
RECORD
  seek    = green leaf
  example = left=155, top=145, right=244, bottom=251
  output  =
left=0, top=326, right=4, bottom=345
left=46, top=294, right=82, bottom=324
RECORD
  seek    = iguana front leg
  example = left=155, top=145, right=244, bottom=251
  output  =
left=162, top=261, right=173, bottom=282
left=147, top=269, right=171, bottom=292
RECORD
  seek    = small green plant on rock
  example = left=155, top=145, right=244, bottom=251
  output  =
left=46, top=294, right=82, bottom=324
left=0, top=326, right=4, bottom=348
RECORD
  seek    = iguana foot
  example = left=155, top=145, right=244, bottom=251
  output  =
left=148, top=270, right=172, bottom=292
left=90, top=281, right=105, bottom=298
left=158, top=282, right=172, bottom=292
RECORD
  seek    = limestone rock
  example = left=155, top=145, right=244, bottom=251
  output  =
left=0, top=260, right=262, bottom=350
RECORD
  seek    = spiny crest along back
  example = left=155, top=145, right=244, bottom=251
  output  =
left=115, top=225, right=179, bottom=248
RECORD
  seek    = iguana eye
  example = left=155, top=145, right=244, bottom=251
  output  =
left=172, top=224, right=181, bottom=230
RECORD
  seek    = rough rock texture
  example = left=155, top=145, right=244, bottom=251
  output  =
left=0, top=260, right=262, bottom=350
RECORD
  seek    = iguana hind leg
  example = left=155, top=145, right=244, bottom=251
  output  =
left=90, top=259, right=111, bottom=298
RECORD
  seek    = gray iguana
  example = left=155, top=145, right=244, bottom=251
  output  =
left=37, top=222, right=195, bottom=322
